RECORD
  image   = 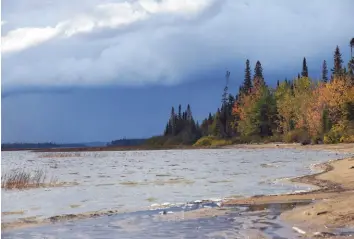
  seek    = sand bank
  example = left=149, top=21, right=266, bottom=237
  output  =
left=224, top=150, right=354, bottom=238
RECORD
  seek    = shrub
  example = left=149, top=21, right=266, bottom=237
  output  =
left=193, top=136, right=232, bottom=147
left=283, top=129, right=310, bottom=143
left=324, top=121, right=354, bottom=144
left=193, top=136, right=215, bottom=147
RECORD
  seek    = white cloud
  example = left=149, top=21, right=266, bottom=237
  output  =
left=1, top=27, right=59, bottom=53
left=2, top=0, right=354, bottom=88
left=1, top=0, right=214, bottom=53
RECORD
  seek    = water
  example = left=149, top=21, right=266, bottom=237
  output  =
left=1, top=148, right=348, bottom=238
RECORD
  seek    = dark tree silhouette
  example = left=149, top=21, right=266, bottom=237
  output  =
left=242, top=59, right=252, bottom=95
left=301, top=57, right=309, bottom=77
left=322, top=60, right=328, bottom=83
left=332, top=45, right=344, bottom=77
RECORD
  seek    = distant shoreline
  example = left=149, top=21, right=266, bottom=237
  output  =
left=2, top=142, right=354, bottom=153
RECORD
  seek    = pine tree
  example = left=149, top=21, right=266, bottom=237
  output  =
left=164, top=123, right=169, bottom=136
left=331, top=45, right=344, bottom=76
left=350, top=38, right=354, bottom=58
left=178, top=104, right=182, bottom=120
left=297, top=73, right=301, bottom=79
left=301, top=57, right=308, bottom=77
left=253, top=61, right=265, bottom=89
left=242, top=59, right=252, bottom=95
left=222, top=71, right=230, bottom=105
left=322, top=60, right=328, bottom=83
left=186, top=104, right=192, bottom=122
left=170, top=107, right=176, bottom=135
left=212, top=109, right=221, bottom=136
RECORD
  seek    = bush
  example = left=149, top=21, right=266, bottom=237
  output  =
left=324, top=121, right=354, bottom=144
left=283, top=129, right=310, bottom=143
left=193, top=136, right=215, bottom=147
left=193, top=136, right=232, bottom=147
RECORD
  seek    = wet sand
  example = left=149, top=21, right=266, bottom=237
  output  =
left=224, top=144, right=354, bottom=238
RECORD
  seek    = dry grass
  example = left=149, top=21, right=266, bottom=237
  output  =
left=38, top=152, right=82, bottom=158
left=1, top=168, right=59, bottom=190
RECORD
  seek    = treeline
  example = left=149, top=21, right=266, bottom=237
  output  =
left=148, top=38, right=354, bottom=146
left=1, top=142, right=86, bottom=150
left=107, top=138, right=146, bottom=146
left=145, top=104, right=202, bottom=146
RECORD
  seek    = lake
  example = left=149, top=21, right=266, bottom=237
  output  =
left=1, top=148, right=347, bottom=238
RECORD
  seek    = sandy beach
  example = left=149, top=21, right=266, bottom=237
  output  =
left=224, top=143, right=354, bottom=238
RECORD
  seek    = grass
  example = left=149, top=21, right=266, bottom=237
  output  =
left=38, top=152, right=82, bottom=158
left=1, top=168, right=59, bottom=190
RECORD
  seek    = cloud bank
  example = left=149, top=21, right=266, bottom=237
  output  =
left=2, top=0, right=354, bottom=88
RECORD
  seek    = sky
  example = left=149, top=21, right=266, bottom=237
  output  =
left=1, top=0, right=354, bottom=143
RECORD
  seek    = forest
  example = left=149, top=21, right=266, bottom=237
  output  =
left=146, top=38, right=354, bottom=147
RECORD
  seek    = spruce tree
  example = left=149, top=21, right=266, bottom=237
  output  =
left=301, top=57, right=308, bottom=77
left=253, top=61, right=265, bottom=89
left=170, top=107, right=176, bottom=135
left=242, top=59, right=252, bottom=95
left=178, top=104, right=182, bottom=120
left=186, top=104, right=192, bottom=122
left=322, top=60, right=328, bottom=83
left=331, top=45, right=344, bottom=77
left=222, top=71, right=230, bottom=105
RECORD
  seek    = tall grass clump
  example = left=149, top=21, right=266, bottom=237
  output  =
left=1, top=168, right=58, bottom=190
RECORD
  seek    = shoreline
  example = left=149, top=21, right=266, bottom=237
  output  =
left=2, top=144, right=354, bottom=238
left=224, top=153, right=354, bottom=238
left=3, top=142, right=353, bottom=153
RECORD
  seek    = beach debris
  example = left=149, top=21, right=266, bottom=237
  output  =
left=316, top=211, right=328, bottom=216
left=158, top=210, right=173, bottom=215
left=292, top=226, right=306, bottom=235
left=350, top=166, right=354, bottom=169
left=313, top=231, right=336, bottom=237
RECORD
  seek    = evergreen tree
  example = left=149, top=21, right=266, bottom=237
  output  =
left=331, top=45, right=344, bottom=76
left=178, top=104, right=182, bottom=120
left=186, top=104, right=192, bottom=122
left=322, top=60, right=328, bottom=83
left=222, top=71, right=230, bottom=105
left=170, top=107, right=176, bottom=135
left=242, top=59, right=252, bottom=95
left=301, top=57, right=308, bottom=77
left=164, top=123, right=170, bottom=136
left=297, top=73, right=301, bottom=79
left=253, top=61, right=265, bottom=89
left=212, top=109, right=221, bottom=136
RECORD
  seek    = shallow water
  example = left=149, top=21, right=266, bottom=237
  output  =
left=2, top=200, right=311, bottom=239
left=1, top=148, right=348, bottom=238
